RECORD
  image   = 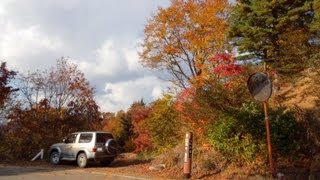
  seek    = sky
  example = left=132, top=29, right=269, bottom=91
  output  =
left=0, top=0, right=171, bottom=113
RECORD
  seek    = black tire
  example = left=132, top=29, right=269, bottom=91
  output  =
left=100, top=157, right=114, bottom=166
left=77, top=152, right=88, bottom=168
left=50, top=151, right=60, bottom=165
left=105, top=139, right=118, bottom=155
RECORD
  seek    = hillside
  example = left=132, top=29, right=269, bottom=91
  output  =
left=272, top=68, right=320, bottom=145
left=275, top=69, right=320, bottom=111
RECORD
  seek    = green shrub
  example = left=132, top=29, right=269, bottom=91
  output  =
left=207, top=114, right=262, bottom=162
left=144, top=95, right=181, bottom=152
left=207, top=102, right=304, bottom=163
left=268, top=107, right=302, bottom=155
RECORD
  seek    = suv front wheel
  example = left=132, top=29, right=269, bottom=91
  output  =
left=77, top=152, right=88, bottom=168
left=50, top=151, right=60, bottom=165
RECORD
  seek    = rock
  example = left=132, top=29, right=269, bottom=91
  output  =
left=149, top=164, right=166, bottom=171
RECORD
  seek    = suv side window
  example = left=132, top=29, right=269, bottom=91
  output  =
left=79, top=133, right=93, bottom=143
left=65, top=133, right=78, bottom=143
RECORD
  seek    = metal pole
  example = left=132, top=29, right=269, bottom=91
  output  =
left=263, top=102, right=274, bottom=177
left=183, top=132, right=193, bottom=179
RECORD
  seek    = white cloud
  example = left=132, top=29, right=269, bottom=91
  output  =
left=95, top=40, right=125, bottom=75
left=75, top=40, right=127, bottom=77
left=0, top=0, right=171, bottom=113
left=0, top=22, right=66, bottom=70
left=75, top=39, right=144, bottom=78
left=96, top=76, right=168, bottom=112
left=152, top=86, right=163, bottom=99
left=73, top=39, right=170, bottom=112
left=123, top=40, right=144, bottom=72
left=0, top=0, right=16, bottom=16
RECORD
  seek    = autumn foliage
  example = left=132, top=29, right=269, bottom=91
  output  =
left=173, top=53, right=248, bottom=139
left=0, top=1, right=319, bottom=177
left=210, top=53, right=245, bottom=77
left=0, top=59, right=102, bottom=159
left=140, top=0, right=230, bottom=88
left=102, top=101, right=153, bottom=153
left=144, top=95, right=180, bottom=152
left=128, top=101, right=152, bottom=153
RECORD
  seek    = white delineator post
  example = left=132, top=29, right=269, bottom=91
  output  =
left=31, top=149, right=44, bottom=161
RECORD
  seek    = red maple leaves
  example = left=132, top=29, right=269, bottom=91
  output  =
left=210, top=53, right=245, bottom=76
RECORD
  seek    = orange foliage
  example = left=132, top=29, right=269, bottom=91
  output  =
left=102, top=112, right=122, bottom=137
left=175, top=87, right=210, bottom=136
left=128, top=102, right=152, bottom=153
left=140, top=0, right=230, bottom=88
left=1, top=59, right=102, bottom=159
left=175, top=87, right=196, bottom=112
left=175, top=53, right=248, bottom=137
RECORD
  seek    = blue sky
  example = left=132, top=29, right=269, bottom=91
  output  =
left=0, top=0, right=171, bottom=112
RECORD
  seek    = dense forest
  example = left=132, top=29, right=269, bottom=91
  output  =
left=1, top=0, right=320, bottom=178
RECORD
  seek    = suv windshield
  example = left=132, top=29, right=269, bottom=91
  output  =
left=65, top=133, right=78, bottom=143
left=96, top=133, right=113, bottom=143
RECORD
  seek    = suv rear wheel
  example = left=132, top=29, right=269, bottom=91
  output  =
left=77, top=152, right=88, bottom=168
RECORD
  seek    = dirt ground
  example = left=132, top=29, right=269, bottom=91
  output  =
left=0, top=165, right=144, bottom=180
left=2, top=152, right=319, bottom=179
left=0, top=153, right=271, bottom=180
left=0, top=153, right=178, bottom=179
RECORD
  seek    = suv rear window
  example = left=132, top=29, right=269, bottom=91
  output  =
left=79, top=133, right=93, bottom=143
left=96, top=133, right=113, bottom=143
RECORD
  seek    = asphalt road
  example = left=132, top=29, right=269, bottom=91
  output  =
left=0, top=166, right=151, bottom=180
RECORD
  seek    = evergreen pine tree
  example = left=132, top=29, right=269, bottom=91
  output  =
left=229, top=0, right=319, bottom=76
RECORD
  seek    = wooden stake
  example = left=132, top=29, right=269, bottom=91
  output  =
left=183, top=132, right=193, bottom=179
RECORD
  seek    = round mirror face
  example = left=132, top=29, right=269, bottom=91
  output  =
left=247, top=72, right=272, bottom=102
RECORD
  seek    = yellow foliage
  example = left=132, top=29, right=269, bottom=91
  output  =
left=140, top=0, right=231, bottom=88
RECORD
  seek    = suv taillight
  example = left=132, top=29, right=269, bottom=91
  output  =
left=92, top=147, right=97, bottom=152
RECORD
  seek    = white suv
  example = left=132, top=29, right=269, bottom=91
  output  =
left=49, top=131, right=118, bottom=168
